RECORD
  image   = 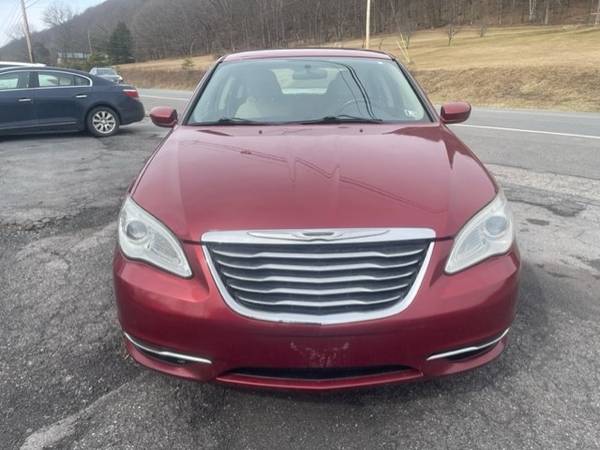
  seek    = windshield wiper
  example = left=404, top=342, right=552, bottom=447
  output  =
left=300, top=115, right=383, bottom=124
left=194, top=115, right=383, bottom=126
left=196, top=117, right=268, bottom=125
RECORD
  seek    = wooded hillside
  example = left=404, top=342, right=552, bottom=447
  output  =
left=1, top=0, right=598, bottom=63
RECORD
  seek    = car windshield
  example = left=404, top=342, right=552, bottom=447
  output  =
left=188, top=57, right=429, bottom=125
left=97, top=68, right=116, bottom=75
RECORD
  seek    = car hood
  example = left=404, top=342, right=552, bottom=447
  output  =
left=132, top=124, right=497, bottom=242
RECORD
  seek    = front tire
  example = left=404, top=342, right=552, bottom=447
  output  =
left=87, top=106, right=120, bottom=137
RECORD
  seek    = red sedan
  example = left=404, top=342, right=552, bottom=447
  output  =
left=114, top=49, right=519, bottom=391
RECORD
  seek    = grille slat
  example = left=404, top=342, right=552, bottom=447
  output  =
left=237, top=294, right=401, bottom=308
left=221, top=269, right=416, bottom=283
left=211, top=247, right=424, bottom=259
left=204, top=231, right=432, bottom=318
left=213, top=257, right=422, bottom=272
left=227, top=280, right=410, bottom=295
left=234, top=286, right=409, bottom=300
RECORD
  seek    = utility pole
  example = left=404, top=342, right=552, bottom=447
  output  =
left=20, top=0, right=34, bottom=63
left=365, top=0, right=372, bottom=49
left=595, top=0, right=600, bottom=26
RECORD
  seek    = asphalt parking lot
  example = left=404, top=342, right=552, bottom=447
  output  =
left=1, top=94, right=600, bottom=449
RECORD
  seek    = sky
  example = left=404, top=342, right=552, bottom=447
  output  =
left=1, top=0, right=105, bottom=46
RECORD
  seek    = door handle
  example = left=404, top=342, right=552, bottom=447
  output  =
left=75, top=94, right=88, bottom=99
left=18, top=98, right=32, bottom=103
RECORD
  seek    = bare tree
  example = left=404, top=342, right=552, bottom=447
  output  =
left=480, top=22, right=488, bottom=37
left=6, top=23, right=30, bottom=42
left=479, top=0, right=490, bottom=36
left=529, top=0, right=538, bottom=21
left=389, top=0, right=415, bottom=48
left=43, top=2, right=74, bottom=29
left=43, top=1, right=75, bottom=58
left=446, top=0, right=460, bottom=46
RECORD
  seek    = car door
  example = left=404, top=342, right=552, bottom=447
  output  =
left=0, top=70, right=37, bottom=132
left=32, top=70, right=92, bottom=130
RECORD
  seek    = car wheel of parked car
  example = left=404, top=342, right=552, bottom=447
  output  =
left=87, top=106, right=120, bottom=137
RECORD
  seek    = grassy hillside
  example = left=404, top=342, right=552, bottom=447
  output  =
left=119, top=25, right=600, bottom=111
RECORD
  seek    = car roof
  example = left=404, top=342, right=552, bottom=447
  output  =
left=0, top=66, right=91, bottom=77
left=222, top=48, right=393, bottom=62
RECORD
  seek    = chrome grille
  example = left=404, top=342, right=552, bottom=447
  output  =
left=202, top=229, right=434, bottom=324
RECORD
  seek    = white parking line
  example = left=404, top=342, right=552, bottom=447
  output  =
left=454, top=124, right=600, bottom=140
left=140, top=95, right=190, bottom=101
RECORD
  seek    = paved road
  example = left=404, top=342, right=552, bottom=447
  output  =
left=1, top=91, right=599, bottom=449
left=139, top=88, right=600, bottom=178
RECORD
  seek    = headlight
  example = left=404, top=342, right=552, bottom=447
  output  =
left=118, top=197, right=192, bottom=277
left=445, top=191, right=514, bottom=274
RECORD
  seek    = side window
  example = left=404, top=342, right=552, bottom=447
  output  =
left=38, top=72, right=74, bottom=87
left=74, top=76, right=91, bottom=86
left=0, top=72, right=28, bottom=91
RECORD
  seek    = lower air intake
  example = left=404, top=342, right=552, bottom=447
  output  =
left=229, top=365, right=411, bottom=380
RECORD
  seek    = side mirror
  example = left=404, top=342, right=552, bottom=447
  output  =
left=150, top=106, right=178, bottom=128
left=440, top=102, right=471, bottom=124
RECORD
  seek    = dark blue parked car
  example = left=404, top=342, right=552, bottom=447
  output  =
left=0, top=66, right=144, bottom=137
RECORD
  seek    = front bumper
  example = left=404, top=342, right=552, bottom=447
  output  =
left=114, top=240, right=520, bottom=391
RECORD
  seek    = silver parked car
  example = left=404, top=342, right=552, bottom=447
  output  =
left=89, top=67, right=123, bottom=83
